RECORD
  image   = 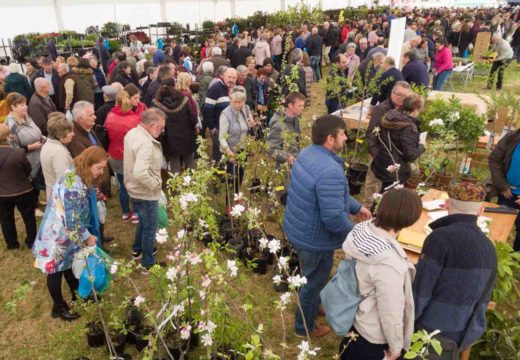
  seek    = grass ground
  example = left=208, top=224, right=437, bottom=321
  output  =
left=1, top=62, right=520, bottom=360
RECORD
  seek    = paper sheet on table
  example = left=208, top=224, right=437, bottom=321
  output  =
left=398, top=228, right=427, bottom=249
left=420, top=131, right=427, bottom=143
left=423, top=199, right=445, bottom=211
left=428, top=210, right=449, bottom=221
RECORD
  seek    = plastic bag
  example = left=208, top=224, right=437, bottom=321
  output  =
left=78, top=246, right=113, bottom=298
left=97, top=201, right=106, bottom=224
left=72, top=246, right=97, bottom=279
left=158, top=205, right=168, bottom=229
left=159, top=190, right=167, bottom=207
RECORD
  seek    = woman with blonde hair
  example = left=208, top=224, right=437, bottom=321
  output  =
left=105, top=84, right=144, bottom=222
left=175, top=72, right=198, bottom=117
left=246, top=56, right=257, bottom=77
left=33, top=146, right=109, bottom=321
left=40, top=112, right=75, bottom=201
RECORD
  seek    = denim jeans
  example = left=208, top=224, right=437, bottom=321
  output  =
left=498, top=194, right=520, bottom=251
left=132, top=199, right=159, bottom=267
left=116, top=173, right=131, bottom=214
left=433, top=69, right=452, bottom=91
left=310, top=55, right=322, bottom=81
left=294, top=249, right=334, bottom=335
left=272, top=55, right=282, bottom=71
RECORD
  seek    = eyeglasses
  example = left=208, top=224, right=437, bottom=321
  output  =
left=392, top=91, right=407, bottom=98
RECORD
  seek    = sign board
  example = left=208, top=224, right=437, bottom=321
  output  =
left=473, top=32, right=492, bottom=64
left=387, top=17, right=407, bottom=69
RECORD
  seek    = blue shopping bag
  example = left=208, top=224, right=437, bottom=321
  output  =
left=78, top=246, right=112, bottom=298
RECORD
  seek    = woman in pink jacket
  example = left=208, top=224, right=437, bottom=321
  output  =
left=433, top=38, right=453, bottom=91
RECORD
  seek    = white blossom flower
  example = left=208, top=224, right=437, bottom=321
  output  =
left=199, top=320, right=217, bottom=334
left=199, top=290, right=206, bottom=300
left=451, top=111, right=460, bottom=120
left=177, top=229, right=187, bottom=239
left=109, top=262, right=118, bottom=275
left=156, top=228, right=168, bottom=244
left=273, top=275, right=282, bottom=285
left=288, top=274, right=307, bottom=289
left=278, top=256, right=289, bottom=271
left=180, top=325, right=192, bottom=340
left=429, top=118, right=444, bottom=127
left=202, top=275, right=211, bottom=288
left=166, top=267, right=178, bottom=281
left=182, top=175, right=192, bottom=186
left=187, top=253, right=202, bottom=265
left=280, top=292, right=291, bottom=306
left=258, top=237, right=269, bottom=250
left=172, top=303, right=184, bottom=317
left=233, top=192, right=244, bottom=202
left=230, top=204, right=246, bottom=217
left=297, top=340, right=320, bottom=360
left=201, top=333, right=213, bottom=347
left=227, top=260, right=238, bottom=277
left=134, top=295, right=145, bottom=307
left=267, top=239, right=281, bottom=254
left=198, top=219, right=208, bottom=228
left=386, top=163, right=401, bottom=173
left=373, top=193, right=383, bottom=200
left=247, top=207, right=261, bottom=218
left=179, top=192, right=199, bottom=210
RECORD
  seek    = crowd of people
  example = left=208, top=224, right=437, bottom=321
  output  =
left=0, top=3, right=519, bottom=359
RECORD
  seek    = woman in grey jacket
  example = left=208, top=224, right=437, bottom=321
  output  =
left=340, top=188, right=422, bottom=360
left=219, top=86, right=256, bottom=193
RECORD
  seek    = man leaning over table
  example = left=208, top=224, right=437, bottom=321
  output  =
left=488, top=128, right=520, bottom=251
left=413, top=183, right=497, bottom=357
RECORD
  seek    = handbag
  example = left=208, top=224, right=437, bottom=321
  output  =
left=319, top=258, right=374, bottom=336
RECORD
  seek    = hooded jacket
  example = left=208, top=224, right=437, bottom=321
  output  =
left=343, top=220, right=415, bottom=354
left=253, top=40, right=271, bottom=66
left=69, top=66, right=96, bottom=105
left=371, top=109, right=424, bottom=183
left=154, top=93, right=197, bottom=158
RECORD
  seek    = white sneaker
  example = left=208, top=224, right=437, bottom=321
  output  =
left=35, top=209, right=44, bottom=217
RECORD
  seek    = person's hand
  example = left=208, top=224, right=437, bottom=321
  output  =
left=86, top=236, right=97, bottom=247
left=247, top=118, right=256, bottom=128
left=501, top=187, right=513, bottom=199
left=287, top=155, right=296, bottom=165
left=29, top=141, right=43, bottom=151
left=356, top=206, right=372, bottom=221
left=515, top=196, right=520, bottom=206
left=226, top=150, right=236, bottom=162
left=383, top=350, right=400, bottom=360
left=209, top=128, right=218, bottom=136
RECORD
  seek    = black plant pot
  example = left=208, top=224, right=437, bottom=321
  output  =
left=135, top=326, right=154, bottom=352
left=250, top=178, right=261, bottom=193
left=348, top=162, right=369, bottom=183
left=220, top=220, right=235, bottom=241
left=249, top=228, right=263, bottom=243
left=86, top=322, right=105, bottom=348
left=228, top=236, right=244, bottom=259
left=109, top=333, right=126, bottom=355
left=189, top=331, right=199, bottom=349
left=349, top=180, right=362, bottom=195
left=112, top=354, right=132, bottom=360
left=253, top=254, right=269, bottom=275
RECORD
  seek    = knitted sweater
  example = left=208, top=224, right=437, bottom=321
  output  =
left=413, top=214, right=497, bottom=350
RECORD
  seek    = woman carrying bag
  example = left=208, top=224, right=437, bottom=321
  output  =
left=339, top=188, right=422, bottom=360
left=32, top=146, right=109, bottom=321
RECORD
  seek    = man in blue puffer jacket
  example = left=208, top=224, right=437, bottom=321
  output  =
left=284, top=115, right=372, bottom=338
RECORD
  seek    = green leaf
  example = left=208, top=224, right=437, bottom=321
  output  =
left=431, top=339, right=443, bottom=355
left=404, top=351, right=418, bottom=359
left=410, top=341, right=424, bottom=352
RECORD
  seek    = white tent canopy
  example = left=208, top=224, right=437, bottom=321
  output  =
left=0, top=0, right=501, bottom=40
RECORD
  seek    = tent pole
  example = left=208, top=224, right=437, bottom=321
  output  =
left=54, top=0, right=64, bottom=31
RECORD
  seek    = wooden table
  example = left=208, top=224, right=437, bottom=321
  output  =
left=400, top=189, right=517, bottom=263
left=335, top=97, right=372, bottom=130
left=428, top=90, right=488, bottom=116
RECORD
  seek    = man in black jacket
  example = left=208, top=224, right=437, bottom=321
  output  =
left=320, top=21, right=335, bottom=66
left=281, top=49, right=307, bottom=98
left=401, top=51, right=429, bottom=88
left=231, top=40, right=253, bottom=68
left=143, top=65, right=172, bottom=107
left=307, top=27, right=323, bottom=81
left=489, top=128, right=520, bottom=251
left=370, top=57, right=404, bottom=107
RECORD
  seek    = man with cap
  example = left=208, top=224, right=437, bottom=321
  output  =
left=413, top=183, right=497, bottom=356
left=95, top=82, right=124, bottom=128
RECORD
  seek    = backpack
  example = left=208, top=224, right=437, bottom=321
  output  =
left=320, top=258, right=374, bottom=336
